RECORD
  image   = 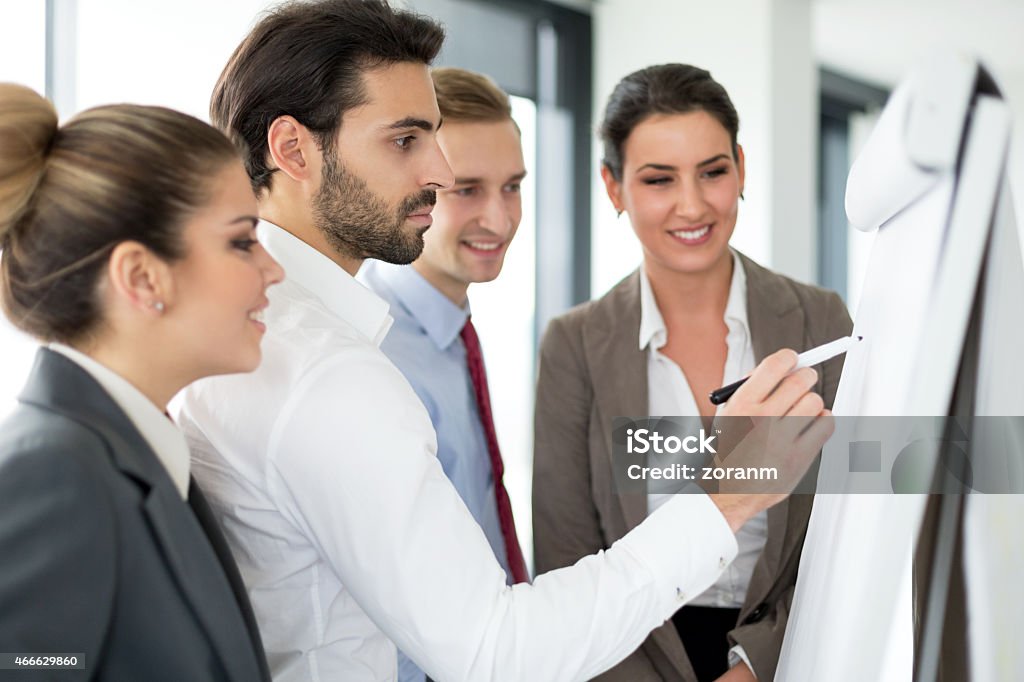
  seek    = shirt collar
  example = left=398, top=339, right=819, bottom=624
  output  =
left=638, top=267, right=667, bottom=352
left=48, top=343, right=191, bottom=499
left=363, top=260, right=469, bottom=350
left=258, top=220, right=393, bottom=346
left=638, top=249, right=750, bottom=351
left=723, top=250, right=750, bottom=335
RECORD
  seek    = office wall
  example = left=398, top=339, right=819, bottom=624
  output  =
left=73, top=0, right=268, bottom=118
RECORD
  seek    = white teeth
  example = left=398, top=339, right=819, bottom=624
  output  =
left=249, top=309, right=264, bottom=323
left=465, top=241, right=500, bottom=251
left=671, top=225, right=711, bottom=240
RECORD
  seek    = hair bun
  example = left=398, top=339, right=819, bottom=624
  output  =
left=0, top=83, right=59, bottom=242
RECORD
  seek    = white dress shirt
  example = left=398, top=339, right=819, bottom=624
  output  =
left=50, top=343, right=190, bottom=499
left=176, top=221, right=738, bottom=682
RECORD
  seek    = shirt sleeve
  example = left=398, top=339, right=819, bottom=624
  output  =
left=265, top=349, right=738, bottom=682
left=729, top=645, right=757, bottom=677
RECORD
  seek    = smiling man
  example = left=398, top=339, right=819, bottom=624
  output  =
left=175, top=2, right=835, bottom=681
left=359, top=68, right=529, bottom=682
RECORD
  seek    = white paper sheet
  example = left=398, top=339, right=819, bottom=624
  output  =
left=777, top=57, right=1017, bottom=682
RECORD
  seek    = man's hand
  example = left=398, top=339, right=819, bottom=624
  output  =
left=708, top=349, right=834, bottom=532
left=714, top=661, right=757, bottom=682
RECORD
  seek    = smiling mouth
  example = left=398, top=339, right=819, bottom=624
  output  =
left=669, top=224, right=713, bottom=243
left=463, top=240, right=502, bottom=251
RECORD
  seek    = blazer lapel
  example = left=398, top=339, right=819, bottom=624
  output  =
left=742, top=252, right=805, bottom=365
left=584, top=271, right=650, bottom=532
left=19, top=349, right=265, bottom=682
left=141, top=481, right=264, bottom=682
left=740, top=253, right=814, bottom=608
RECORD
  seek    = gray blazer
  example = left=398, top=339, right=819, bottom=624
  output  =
left=533, top=253, right=853, bottom=681
left=0, top=349, right=271, bottom=682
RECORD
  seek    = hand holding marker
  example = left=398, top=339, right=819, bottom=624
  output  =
left=709, top=335, right=864, bottom=406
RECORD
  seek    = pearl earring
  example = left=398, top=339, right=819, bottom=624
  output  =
left=152, top=301, right=165, bottom=313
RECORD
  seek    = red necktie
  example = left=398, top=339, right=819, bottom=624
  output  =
left=460, top=318, right=530, bottom=583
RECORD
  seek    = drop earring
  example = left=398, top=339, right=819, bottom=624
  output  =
left=616, top=209, right=623, bottom=219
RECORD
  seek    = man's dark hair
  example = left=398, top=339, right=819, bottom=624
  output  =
left=211, top=0, right=445, bottom=194
left=599, top=63, right=740, bottom=181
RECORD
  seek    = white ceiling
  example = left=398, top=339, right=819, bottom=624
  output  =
left=813, top=0, right=1024, bottom=89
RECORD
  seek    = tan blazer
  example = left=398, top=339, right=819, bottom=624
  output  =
left=532, top=253, right=853, bottom=681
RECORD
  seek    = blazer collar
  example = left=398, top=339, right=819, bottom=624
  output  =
left=19, top=348, right=169, bottom=490
left=47, top=342, right=190, bottom=497
left=18, top=348, right=267, bottom=682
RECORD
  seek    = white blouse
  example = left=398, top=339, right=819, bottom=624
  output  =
left=639, top=251, right=769, bottom=610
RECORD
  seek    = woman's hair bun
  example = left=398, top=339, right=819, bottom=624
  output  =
left=0, top=83, right=59, bottom=242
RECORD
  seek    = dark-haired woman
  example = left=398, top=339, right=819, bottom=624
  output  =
left=0, top=84, right=282, bottom=681
left=532, top=64, right=853, bottom=682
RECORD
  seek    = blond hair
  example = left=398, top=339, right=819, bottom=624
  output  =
left=0, top=84, right=57, bottom=239
left=431, top=67, right=512, bottom=123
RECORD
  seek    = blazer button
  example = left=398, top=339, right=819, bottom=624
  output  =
left=743, top=603, right=768, bottom=625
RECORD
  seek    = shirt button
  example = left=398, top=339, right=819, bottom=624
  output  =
left=719, top=557, right=728, bottom=569
left=676, top=588, right=687, bottom=602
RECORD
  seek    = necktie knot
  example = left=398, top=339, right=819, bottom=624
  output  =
left=460, top=317, right=481, bottom=354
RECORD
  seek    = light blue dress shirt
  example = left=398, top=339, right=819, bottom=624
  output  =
left=360, top=260, right=511, bottom=682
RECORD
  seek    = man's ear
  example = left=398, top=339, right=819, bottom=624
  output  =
left=267, top=115, right=318, bottom=183
left=600, top=164, right=625, bottom=214
left=106, top=241, right=172, bottom=316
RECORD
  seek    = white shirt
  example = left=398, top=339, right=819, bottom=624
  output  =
left=50, top=343, right=190, bottom=499
left=640, top=253, right=767, bottom=671
left=176, top=221, right=738, bottom=682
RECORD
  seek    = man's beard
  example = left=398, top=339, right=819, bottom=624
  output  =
left=312, top=148, right=436, bottom=264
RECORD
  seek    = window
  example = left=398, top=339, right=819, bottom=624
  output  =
left=818, top=68, right=888, bottom=313
left=0, top=1, right=47, bottom=419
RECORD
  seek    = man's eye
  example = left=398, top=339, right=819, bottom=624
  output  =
left=394, top=135, right=416, bottom=150
left=504, top=183, right=522, bottom=193
left=454, top=187, right=477, bottom=197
